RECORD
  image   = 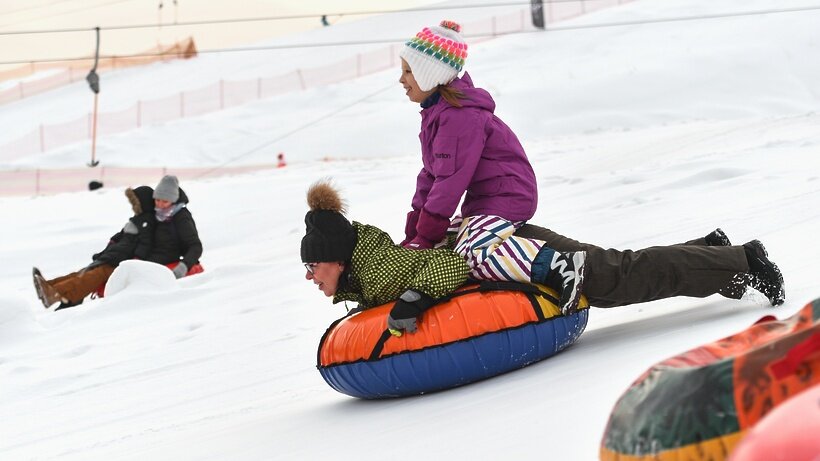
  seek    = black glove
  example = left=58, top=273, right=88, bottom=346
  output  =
left=387, top=289, right=436, bottom=335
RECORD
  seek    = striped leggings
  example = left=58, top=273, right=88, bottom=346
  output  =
left=452, top=215, right=547, bottom=283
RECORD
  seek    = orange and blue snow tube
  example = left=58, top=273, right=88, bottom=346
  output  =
left=317, top=281, right=589, bottom=399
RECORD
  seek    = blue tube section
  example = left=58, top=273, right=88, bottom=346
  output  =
left=319, top=310, right=589, bottom=399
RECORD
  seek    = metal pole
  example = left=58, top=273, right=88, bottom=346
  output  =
left=90, top=93, right=99, bottom=166
left=86, top=27, right=101, bottom=167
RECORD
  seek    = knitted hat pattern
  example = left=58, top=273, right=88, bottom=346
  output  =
left=399, top=20, right=468, bottom=92
left=153, top=175, right=180, bottom=203
left=300, top=180, right=356, bottom=264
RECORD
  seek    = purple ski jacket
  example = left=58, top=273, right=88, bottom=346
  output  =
left=408, top=72, right=537, bottom=245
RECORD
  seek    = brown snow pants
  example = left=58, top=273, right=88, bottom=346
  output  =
left=48, top=264, right=115, bottom=304
left=514, top=224, right=749, bottom=308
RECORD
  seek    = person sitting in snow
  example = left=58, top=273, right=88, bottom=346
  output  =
left=395, top=20, right=786, bottom=313
left=301, top=179, right=469, bottom=336
left=33, top=185, right=156, bottom=310
left=144, top=175, right=203, bottom=279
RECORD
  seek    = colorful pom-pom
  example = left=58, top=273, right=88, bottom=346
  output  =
left=439, top=20, right=461, bottom=33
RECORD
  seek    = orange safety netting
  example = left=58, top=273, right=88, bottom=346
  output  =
left=0, top=37, right=197, bottom=100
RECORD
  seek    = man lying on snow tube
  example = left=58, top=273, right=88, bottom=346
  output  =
left=300, top=180, right=591, bottom=398
left=299, top=179, right=785, bottom=398
left=299, top=179, right=586, bottom=333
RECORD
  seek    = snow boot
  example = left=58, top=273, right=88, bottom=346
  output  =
left=743, top=240, right=785, bottom=306
left=531, top=247, right=587, bottom=315
left=32, top=267, right=65, bottom=309
left=705, top=228, right=731, bottom=246
left=718, top=273, right=748, bottom=300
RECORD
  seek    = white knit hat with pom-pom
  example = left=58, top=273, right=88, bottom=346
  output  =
left=399, top=20, right=468, bottom=92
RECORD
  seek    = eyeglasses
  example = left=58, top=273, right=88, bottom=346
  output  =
left=304, top=263, right=318, bottom=275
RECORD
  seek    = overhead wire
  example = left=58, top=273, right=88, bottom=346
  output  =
left=0, top=4, right=819, bottom=66
left=2, top=1, right=818, bottom=36
left=0, top=0, right=78, bottom=18
left=0, top=0, right=139, bottom=30
left=3, top=1, right=817, bottom=172
left=0, top=1, right=560, bottom=36
left=191, top=3, right=820, bottom=173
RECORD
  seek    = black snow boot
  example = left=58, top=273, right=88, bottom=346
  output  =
left=705, top=228, right=731, bottom=246
left=531, top=247, right=587, bottom=315
left=743, top=240, right=785, bottom=306
left=718, top=273, right=748, bottom=300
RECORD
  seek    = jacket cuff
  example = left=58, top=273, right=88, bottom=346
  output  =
left=415, top=208, right=451, bottom=245
left=400, top=209, right=421, bottom=246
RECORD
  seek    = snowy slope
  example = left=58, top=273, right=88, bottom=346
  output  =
left=6, top=0, right=820, bottom=168
left=0, top=0, right=528, bottom=145
left=2, top=0, right=820, bottom=459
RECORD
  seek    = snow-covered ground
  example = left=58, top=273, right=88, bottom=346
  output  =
left=1, top=0, right=819, bottom=459
left=0, top=0, right=528, bottom=150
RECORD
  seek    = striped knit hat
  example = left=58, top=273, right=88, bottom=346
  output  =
left=399, top=20, right=468, bottom=92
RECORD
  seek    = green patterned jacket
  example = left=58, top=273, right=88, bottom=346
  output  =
left=333, top=222, right=468, bottom=309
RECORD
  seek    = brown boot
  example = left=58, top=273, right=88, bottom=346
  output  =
left=32, top=267, right=65, bottom=309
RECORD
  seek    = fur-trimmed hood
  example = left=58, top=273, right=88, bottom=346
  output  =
left=126, top=186, right=155, bottom=215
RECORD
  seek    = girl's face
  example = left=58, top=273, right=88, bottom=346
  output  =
left=399, top=58, right=436, bottom=103
left=304, top=261, right=345, bottom=297
left=154, top=199, right=173, bottom=209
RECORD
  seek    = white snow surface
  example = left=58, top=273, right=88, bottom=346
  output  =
left=2, top=0, right=820, bottom=459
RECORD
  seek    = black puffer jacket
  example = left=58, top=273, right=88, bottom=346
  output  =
left=93, top=186, right=157, bottom=266
left=146, top=188, right=203, bottom=267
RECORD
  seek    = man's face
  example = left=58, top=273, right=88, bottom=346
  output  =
left=304, top=262, right=345, bottom=297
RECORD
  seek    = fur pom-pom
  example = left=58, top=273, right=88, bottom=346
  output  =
left=306, top=179, right=347, bottom=214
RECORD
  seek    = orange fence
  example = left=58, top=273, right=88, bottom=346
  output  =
left=0, top=37, right=197, bottom=105
left=0, top=1, right=631, bottom=165
left=0, top=163, right=279, bottom=196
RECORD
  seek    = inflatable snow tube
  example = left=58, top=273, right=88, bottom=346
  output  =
left=600, top=298, right=820, bottom=461
left=728, top=382, right=820, bottom=461
left=317, top=282, right=589, bottom=399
